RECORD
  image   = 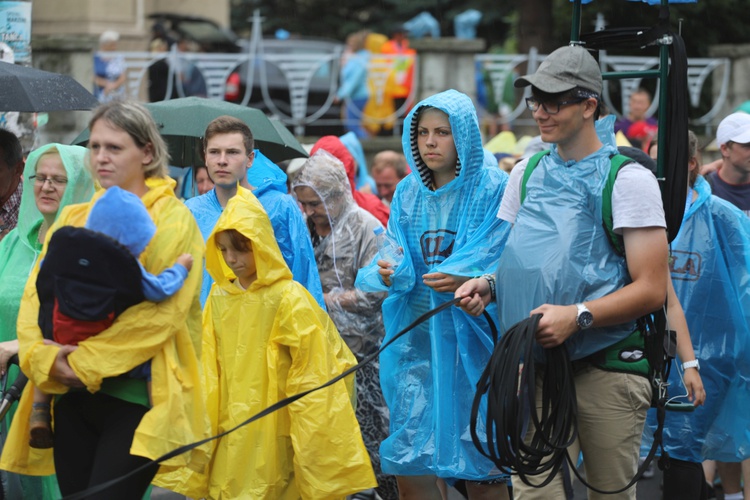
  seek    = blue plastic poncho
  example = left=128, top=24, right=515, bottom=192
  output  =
left=356, top=89, right=511, bottom=480
left=339, top=131, right=377, bottom=193
left=496, top=116, right=653, bottom=360
left=185, top=150, right=324, bottom=309
left=643, top=177, right=750, bottom=462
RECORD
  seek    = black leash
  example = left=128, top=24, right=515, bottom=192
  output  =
left=61, top=297, right=464, bottom=500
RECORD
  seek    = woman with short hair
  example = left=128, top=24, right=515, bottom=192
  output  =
left=0, top=100, right=209, bottom=500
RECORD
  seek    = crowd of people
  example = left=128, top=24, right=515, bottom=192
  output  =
left=0, top=39, right=747, bottom=500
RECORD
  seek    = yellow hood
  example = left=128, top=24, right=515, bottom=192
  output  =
left=205, top=186, right=292, bottom=294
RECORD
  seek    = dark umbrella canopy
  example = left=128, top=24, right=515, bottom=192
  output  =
left=0, top=61, right=99, bottom=112
left=72, top=97, right=309, bottom=164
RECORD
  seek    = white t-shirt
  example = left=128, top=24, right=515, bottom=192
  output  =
left=497, top=158, right=666, bottom=233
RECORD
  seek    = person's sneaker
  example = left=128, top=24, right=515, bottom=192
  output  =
left=29, top=405, right=54, bottom=449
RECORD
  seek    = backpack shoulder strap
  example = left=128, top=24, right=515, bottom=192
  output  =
left=520, top=150, right=551, bottom=204
left=601, top=154, right=635, bottom=257
left=520, top=151, right=634, bottom=257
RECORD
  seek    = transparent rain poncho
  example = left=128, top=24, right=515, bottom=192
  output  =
left=641, top=176, right=750, bottom=462
left=291, top=150, right=386, bottom=359
left=356, top=89, right=511, bottom=480
left=291, top=150, right=396, bottom=498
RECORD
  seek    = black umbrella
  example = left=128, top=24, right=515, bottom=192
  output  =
left=0, top=61, right=99, bottom=112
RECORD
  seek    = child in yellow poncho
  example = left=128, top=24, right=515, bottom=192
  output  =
left=172, top=187, right=376, bottom=499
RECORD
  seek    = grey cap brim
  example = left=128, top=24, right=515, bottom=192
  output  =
left=514, top=74, right=577, bottom=94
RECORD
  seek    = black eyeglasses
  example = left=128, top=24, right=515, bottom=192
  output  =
left=525, top=97, right=588, bottom=115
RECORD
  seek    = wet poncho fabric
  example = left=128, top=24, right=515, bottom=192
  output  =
left=642, top=176, right=750, bottom=462
left=184, top=150, right=324, bottom=309
left=496, top=117, right=639, bottom=360
left=311, top=135, right=390, bottom=227
left=355, top=89, right=511, bottom=480
left=0, top=144, right=93, bottom=499
left=171, top=187, right=375, bottom=499
left=291, top=151, right=397, bottom=499
left=1, top=177, right=210, bottom=480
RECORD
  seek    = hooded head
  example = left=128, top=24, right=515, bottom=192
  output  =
left=310, top=136, right=356, bottom=193
left=85, top=185, right=156, bottom=257
left=206, top=187, right=291, bottom=293
left=402, top=89, right=484, bottom=190
left=17, top=144, right=95, bottom=246
left=291, top=150, right=355, bottom=227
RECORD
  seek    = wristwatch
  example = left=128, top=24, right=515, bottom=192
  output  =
left=682, top=359, right=700, bottom=371
left=575, top=303, right=594, bottom=330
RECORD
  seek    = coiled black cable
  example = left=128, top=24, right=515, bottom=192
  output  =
left=470, top=314, right=578, bottom=488
left=471, top=313, right=669, bottom=495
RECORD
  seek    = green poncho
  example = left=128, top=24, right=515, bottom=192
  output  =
left=0, top=143, right=94, bottom=498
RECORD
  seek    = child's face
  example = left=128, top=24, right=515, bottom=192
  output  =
left=216, top=231, right=257, bottom=287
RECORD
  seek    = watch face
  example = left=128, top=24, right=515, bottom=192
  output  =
left=577, top=311, right=594, bottom=329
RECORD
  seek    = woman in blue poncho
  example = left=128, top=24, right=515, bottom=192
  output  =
left=645, top=131, right=750, bottom=500
left=356, top=89, right=511, bottom=499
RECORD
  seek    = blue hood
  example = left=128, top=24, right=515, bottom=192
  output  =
left=247, top=149, right=288, bottom=196
left=402, top=89, right=485, bottom=191
left=85, top=186, right=156, bottom=257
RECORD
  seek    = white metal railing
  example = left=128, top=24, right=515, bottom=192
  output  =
left=105, top=44, right=730, bottom=137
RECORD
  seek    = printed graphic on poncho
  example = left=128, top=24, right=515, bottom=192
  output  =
left=420, top=229, right=456, bottom=266
left=669, top=250, right=702, bottom=281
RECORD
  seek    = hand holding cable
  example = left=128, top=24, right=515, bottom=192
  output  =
left=529, top=304, right=578, bottom=348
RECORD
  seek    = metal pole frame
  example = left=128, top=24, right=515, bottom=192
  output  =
left=571, top=0, right=672, bottom=179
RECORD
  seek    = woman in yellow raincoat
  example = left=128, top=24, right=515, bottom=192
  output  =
left=0, top=100, right=209, bottom=499
left=182, top=186, right=376, bottom=499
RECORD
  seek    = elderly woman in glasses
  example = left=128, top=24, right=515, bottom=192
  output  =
left=0, top=143, right=95, bottom=499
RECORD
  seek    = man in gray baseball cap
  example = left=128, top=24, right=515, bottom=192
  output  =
left=456, top=44, right=671, bottom=499
left=514, top=44, right=603, bottom=95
